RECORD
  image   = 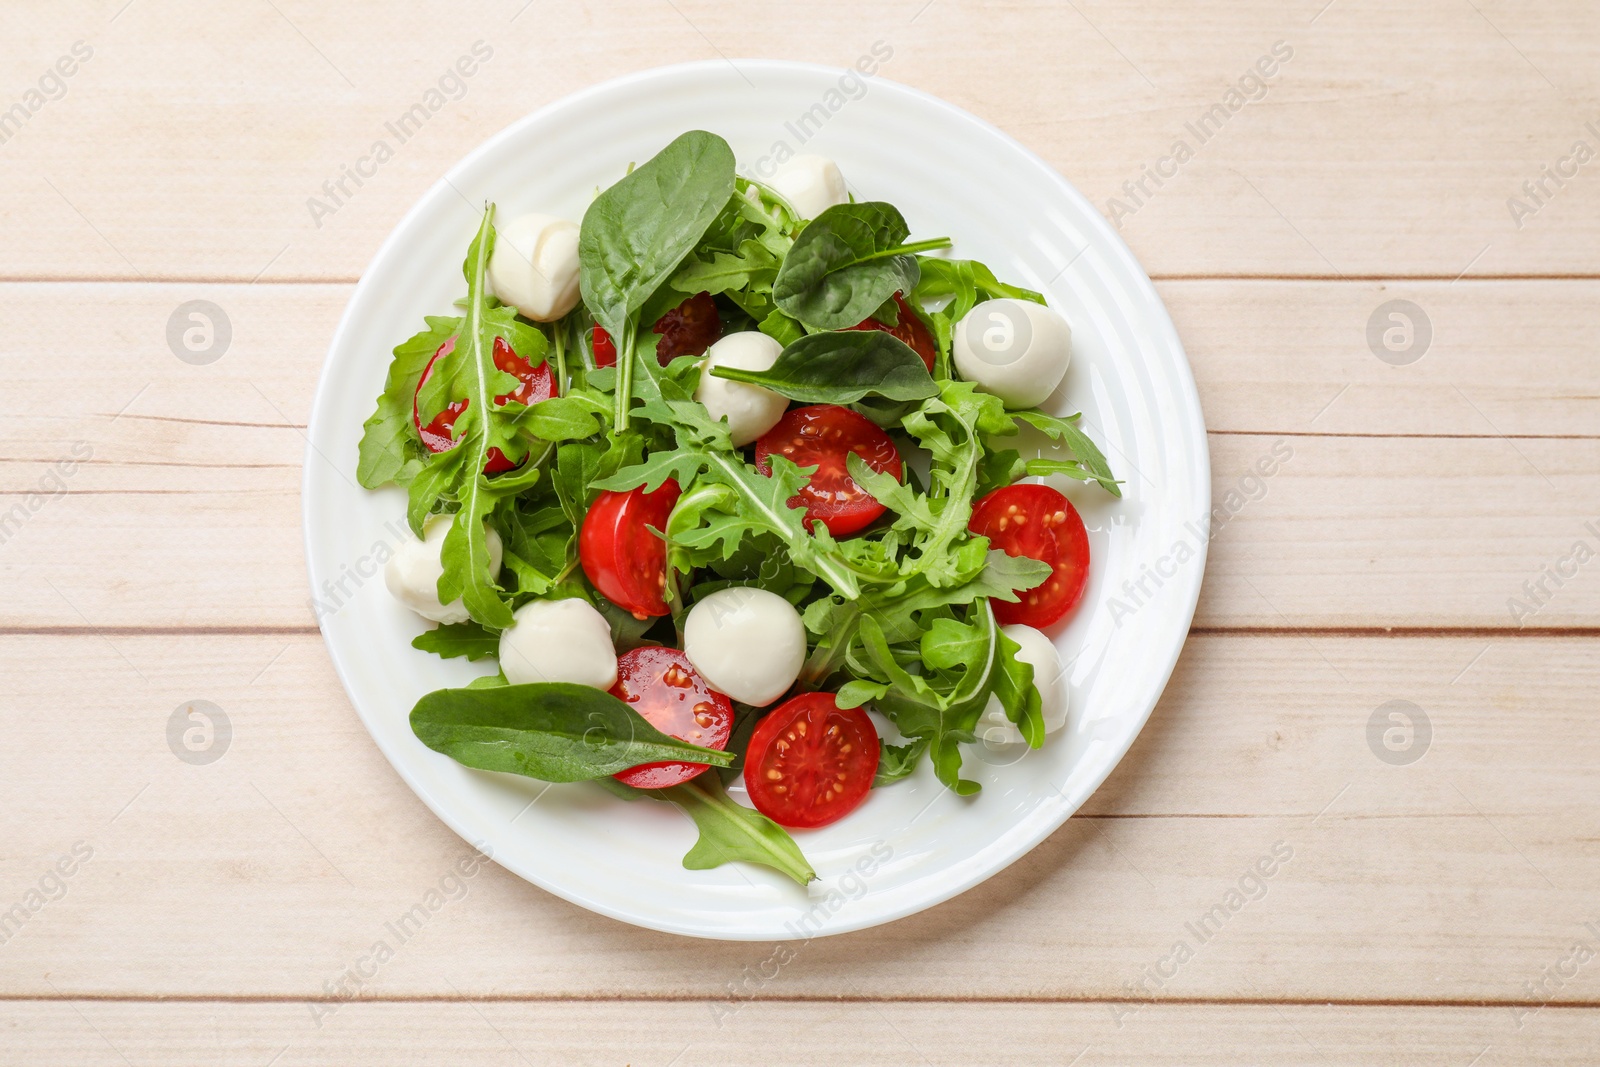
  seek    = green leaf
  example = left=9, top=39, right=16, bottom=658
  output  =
left=411, top=621, right=499, bottom=662
left=758, top=307, right=805, bottom=348
left=1009, top=410, right=1121, bottom=497
left=357, top=315, right=458, bottom=488
left=410, top=682, right=735, bottom=783
left=578, top=131, right=737, bottom=338
left=670, top=238, right=779, bottom=296
left=874, top=737, right=929, bottom=786
left=712, top=329, right=938, bottom=405
left=773, top=202, right=948, bottom=330
left=578, top=131, right=736, bottom=433
left=990, top=625, right=1045, bottom=748
left=661, top=775, right=815, bottom=885
left=419, top=207, right=525, bottom=630
left=519, top=394, right=608, bottom=442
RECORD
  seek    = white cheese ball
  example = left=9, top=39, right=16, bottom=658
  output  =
left=695, top=331, right=789, bottom=446
left=977, top=624, right=1069, bottom=746
left=683, top=586, right=806, bottom=707
left=951, top=298, right=1072, bottom=409
left=498, top=597, right=618, bottom=689
left=488, top=213, right=581, bottom=322
left=766, top=154, right=849, bottom=220
left=384, top=514, right=503, bottom=625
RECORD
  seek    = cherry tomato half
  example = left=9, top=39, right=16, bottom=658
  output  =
left=744, top=692, right=879, bottom=829
left=591, top=325, right=618, bottom=368
left=610, top=646, right=733, bottom=789
left=412, top=336, right=556, bottom=473
left=968, top=483, right=1090, bottom=628
left=845, top=292, right=938, bottom=372
left=754, top=405, right=903, bottom=537
left=591, top=292, right=722, bottom=370
left=578, top=480, right=681, bottom=618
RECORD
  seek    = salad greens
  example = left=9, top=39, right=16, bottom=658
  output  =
left=356, top=130, right=1118, bottom=887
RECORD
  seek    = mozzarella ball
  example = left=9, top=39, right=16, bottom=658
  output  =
left=766, top=154, right=849, bottom=221
left=683, top=587, right=806, bottom=707
left=384, top=514, right=503, bottom=625
left=977, top=624, right=1069, bottom=746
left=952, top=298, right=1072, bottom=409
left=498, top=597, right=618, bottom=689
left=695, top=331, right=789, bottom=446
left=488, top=213, right=581, bottom=322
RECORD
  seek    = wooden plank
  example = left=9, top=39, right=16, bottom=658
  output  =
left=2, top=633, right=1596, bottom=1002
left=2, top=281, right=1598, bottom=630
left=4, top=999, right=1597, bottom=1066
left=1, top=2, right=1597, bottom=280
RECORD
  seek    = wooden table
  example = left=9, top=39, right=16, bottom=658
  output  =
left=4, top=1, right=1598, bottom=1062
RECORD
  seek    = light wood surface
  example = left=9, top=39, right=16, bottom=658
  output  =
left=3, top=1, right=1597, bottom=1063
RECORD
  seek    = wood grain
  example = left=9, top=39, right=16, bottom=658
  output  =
left=1, top=633, right=1593, bottom=1003
left=1, top=1, right=1597, bottom=280
left=2, top=0, right=1598, bottom=1052
left=4, top=1000, right=1596, bottom=1066
left=3, top=281, right=1598, bottom=630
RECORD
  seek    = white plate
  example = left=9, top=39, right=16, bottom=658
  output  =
left=304, top=60, right=1209, bottom=940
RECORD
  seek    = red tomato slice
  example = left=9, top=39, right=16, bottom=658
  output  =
left=590, top=293, right=722, bottom=371
left=744, top=692, right=879, bottom=829
left=578, top=480, right=681, bottom=618
left=844, top=292, right=938, bottom=372
left=968, top=483, right=1090, bottom=628
left=754, top=405, right=903, bottom=537
left=591, top=325, right=618, bottom=368
left=610, top=646, right=733, bottom=789
left=412, top=336, right=556, bottom=473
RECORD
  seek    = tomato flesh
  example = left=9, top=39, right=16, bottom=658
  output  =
left=845, top=292, right=938, bottom=372
left=412, top=336, right=556, bottom=473
left=754, top=405, right=903, bottom=537
left=745, top=692, right=879, bottom=829
left=591, top=325, right=618, bottom=368
left=610, top=646, right=733, bottom=789
left=968, top=483, right=1090, bottom=628
left=578, top=480, right=681, bottom=618
left=591, top=292, right=722, bottom=370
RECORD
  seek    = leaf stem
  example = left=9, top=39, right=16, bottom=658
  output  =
left=613, top=321, right=638, bottom=435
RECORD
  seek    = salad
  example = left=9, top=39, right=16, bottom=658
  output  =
left=356, top=131, right=1119, bottom=887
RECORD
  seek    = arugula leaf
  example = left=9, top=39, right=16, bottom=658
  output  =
left=758, top=307, right=805, bottom=348
left=578, top=131, right=736, bottom=432
left=412, top=621, right=499, bottom=662
left=1007, top=410, right=1121, bottom=497
left=662, top=775, right=815, bottom=885
left=773, top=202, right=950, bottom=330
left=874, top=737, right=929, bottom=785
left=671, top=238, right=779, bottom=296
left=603, top=775, right=810, bottom=886
left=405, top=206, right=543, bottom=629
left=712, top=329, right=938, bottom=405
left=990, top=625, right=1045, bottom=748
left=357, top=315, right=458, bottom=489
left=410, top=682, right=735, bottom=782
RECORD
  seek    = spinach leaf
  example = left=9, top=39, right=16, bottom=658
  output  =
left=357, top=315, right=458, bottom=489
left=772, top=202, right=950, bottom=330
left=578, top=131, right=736, bottom=432
left=711, top=329, right=937, bottom=405
left=412, top=621, right=499, bottom=662
left=410, top=682, right=735, bottom=782
left=661, top=775, right=815, bottom=885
